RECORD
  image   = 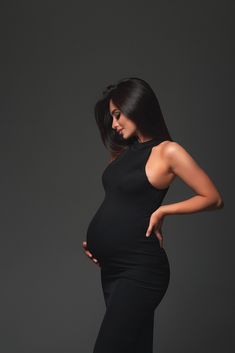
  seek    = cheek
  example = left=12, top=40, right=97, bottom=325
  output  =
left=120, top=117, right=135, bottom=130
left=126, top=120, right=136, bottom=131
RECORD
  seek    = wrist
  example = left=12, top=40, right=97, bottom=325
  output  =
left=158, top=205, right=168, bottom=217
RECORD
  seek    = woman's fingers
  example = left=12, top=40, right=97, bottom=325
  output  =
left=145, top=211, right=165, bottom=248
left=155, top=228, right=164, bottom=248
left=92, top=257, right=101, bottom=267
left=82, top=240, right=100, bottom=266
left=82, top=241, right=92, bottom=257
left=85, top=250, right=93, bottom=258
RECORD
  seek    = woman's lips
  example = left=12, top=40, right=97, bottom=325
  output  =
left=118, top=128, right=124, bottom=134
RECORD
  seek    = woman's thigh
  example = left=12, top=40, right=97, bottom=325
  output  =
left=93, top=277, right=168, bottom=353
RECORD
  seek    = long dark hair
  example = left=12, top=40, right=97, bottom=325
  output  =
left=94, top=77, right=173, bottom=158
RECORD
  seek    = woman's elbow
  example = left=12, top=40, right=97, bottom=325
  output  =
left=206, top=194, right=224, bottom=210
left=215, top=197, right=224, bottom=209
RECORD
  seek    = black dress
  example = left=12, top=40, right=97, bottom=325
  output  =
left=86, top=137, right=171, bottom=353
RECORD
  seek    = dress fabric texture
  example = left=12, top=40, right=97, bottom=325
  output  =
left=86, top=137, right=171, bottom=353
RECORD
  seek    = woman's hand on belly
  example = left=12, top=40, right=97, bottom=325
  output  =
left=82, top=241, right=100, bottom=267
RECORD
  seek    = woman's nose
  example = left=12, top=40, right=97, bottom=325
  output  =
left=112, top=117, right=120, bottom=130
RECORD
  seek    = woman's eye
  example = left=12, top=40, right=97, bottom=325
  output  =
left=115, top=112, right=120, bottom=119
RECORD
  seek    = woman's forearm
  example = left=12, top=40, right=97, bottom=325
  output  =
left=160, top=195, right=224, bottom=216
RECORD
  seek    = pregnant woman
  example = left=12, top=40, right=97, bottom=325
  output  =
left=83, top=77, right=224, bottom=353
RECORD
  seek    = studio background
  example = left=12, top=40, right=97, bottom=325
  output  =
left=1, top=1, right=234, bottom=352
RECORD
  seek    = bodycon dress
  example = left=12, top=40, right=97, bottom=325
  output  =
left=86, top=137, right=171, bottom=353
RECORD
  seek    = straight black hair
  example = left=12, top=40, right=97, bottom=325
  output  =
left=94, top=77, right=173, bottom=158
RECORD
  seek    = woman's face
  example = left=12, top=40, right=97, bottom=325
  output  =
left=109, top=99, right=137, bottom=139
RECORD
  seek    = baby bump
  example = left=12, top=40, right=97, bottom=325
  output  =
left=86, top=209, right=163, bottom=263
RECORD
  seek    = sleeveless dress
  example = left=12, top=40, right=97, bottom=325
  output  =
left=86, top=137, right=171, bottom=353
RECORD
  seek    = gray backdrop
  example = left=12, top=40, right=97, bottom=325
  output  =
left=1, top=1, right=234, bottom=352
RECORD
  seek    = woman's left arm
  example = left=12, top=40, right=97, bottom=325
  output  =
left=160, top=141, right=224, bottom=216
left=146, top=142, right=224, bottom=243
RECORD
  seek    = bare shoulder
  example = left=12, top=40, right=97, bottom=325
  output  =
left=160, top=140, right=183, bottom=154
left=153, top=140, right=194, bottom=173
left=161, top=140, right=195, bottom=161
left=160, top=140, right=185, bottom=158
left=152, top=140, right=180, bottom=159
left=160, top=140, right=203, bottom=175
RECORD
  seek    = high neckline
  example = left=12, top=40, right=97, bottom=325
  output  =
left=130, top=137, right=164, bottom=150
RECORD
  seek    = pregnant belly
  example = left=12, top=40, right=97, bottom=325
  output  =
left=86, top=206, right=163, bottom=264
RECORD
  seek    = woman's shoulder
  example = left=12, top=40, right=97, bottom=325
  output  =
left=157, top=140, right=184, bottom=154
left=155, top=140, right=195, bottom=170
left=152, top=140, right=186, bottom=164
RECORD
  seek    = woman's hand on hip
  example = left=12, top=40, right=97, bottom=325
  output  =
left=145, top=207, right=166, bottom=248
